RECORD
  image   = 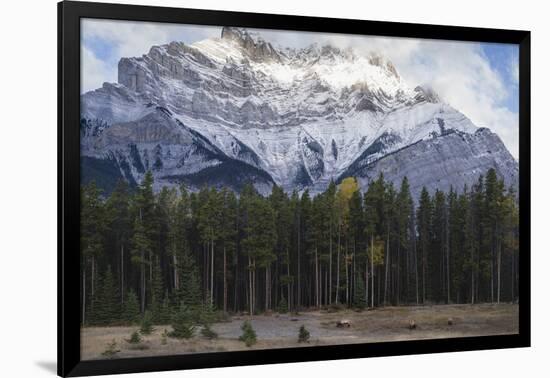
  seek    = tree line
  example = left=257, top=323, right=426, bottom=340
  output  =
left=80, top=168, right=519, bottom=325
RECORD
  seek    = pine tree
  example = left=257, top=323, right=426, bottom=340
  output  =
left=140, top=310, right=154, bottom=335
left=396, top=177, right=413, bottom=304
left=122, top=290, right=140, bottom=324
left=432, top=189, right=447, bottom=303
left=417, top=187, right=432, bottom=303
left=288, top=190, right=301, bottom=311
left=483, top=169, right=502, bottom=303
left=348, top=190, right=364, bottom=307
left=277, top=296, right=289, bottom=313
left=300, top=190, right=314, bottom=308
left=324, top=181, right=337, bottom=306
left=104, top=179, right=130, bottom=304
left=175, top=249, right=202, bottom=307
left=382, top=180, right=396, bottom=305
left=151, top=257, right=164, bottom=322
left=220, top=188, right=238, bottom=314
left=242, top=195, right=276, bottom=314
left=449, top=188, right=467, bottom=303
left=197, top=187, right=222, bottom=307
left=89, top=266, right=119, bottom=325
left=501, top=187, right=519, bottom=302
left=156, top=293, right=173, bottom=325
left=270, top=185, right=293, bottom=311
left=298, top=325, right=310, bottom=343
left=169, top=304, right=196, bottom=339
left=125, top=330, right=142, bottom=344
left=353, top=273, right=366, bottom=309
left=466, top=178, right=485, bottom=304
left=239, top=320, right=257, bottom=347
left=311, top=194, right=329, bottom=308
left=198, top=300, right=217, bottom=326
left=80, top=181, right=106, bottom=325
left=131, top=171, right=157, bottom=314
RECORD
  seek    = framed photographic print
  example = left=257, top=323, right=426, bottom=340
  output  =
left=58, top=1, right=531, bottom=376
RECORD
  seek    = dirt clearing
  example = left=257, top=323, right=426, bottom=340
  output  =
left=81, top=303, right=518, bottom=360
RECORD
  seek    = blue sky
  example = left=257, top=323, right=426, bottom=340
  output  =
left=481, top=43, right=519, bottom=113
left=81, top=19, right=519, bottom=158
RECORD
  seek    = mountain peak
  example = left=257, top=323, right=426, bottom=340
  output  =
left=221, top=27, right=281, bottom=62
left=365, top=52, right=400, bottom=79
left=221, top=27, right=258, bottom=42
left=83, top=30, right=517, bottom=198
left=414, top=85, right=441, bottom=103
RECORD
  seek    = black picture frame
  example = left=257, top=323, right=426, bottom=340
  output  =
left=58, top=1, right=531, bottom=376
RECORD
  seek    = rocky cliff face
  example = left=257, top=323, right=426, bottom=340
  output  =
left=343, top=128, right=519, bottom=200
left=80, top=27, right=518, bottom=196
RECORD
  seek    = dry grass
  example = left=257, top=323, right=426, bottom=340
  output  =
left=81, top=303, right=518, bottom=360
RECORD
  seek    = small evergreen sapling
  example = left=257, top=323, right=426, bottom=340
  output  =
left=140, top=310, right=154, bottom=335
left=198, top=301, right=217, bottom=325
left=125, top=330, right=142, bottom=344
left=239, top=320, right=257, bottom=347
left=298, top=325, right=310, bottom=343
left=277, top=296, right=289, bottom=314
left=169, top=305, right=195, bottom=339
left=122, top=290, right=140, bottom=324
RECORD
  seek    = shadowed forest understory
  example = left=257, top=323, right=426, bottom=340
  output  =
left=80, top=168, right=519, bottom=327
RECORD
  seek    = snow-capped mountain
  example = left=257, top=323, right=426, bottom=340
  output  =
left=80, top=27, right=518, bottom=197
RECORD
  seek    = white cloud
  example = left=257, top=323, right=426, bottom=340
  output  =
left=256, top=29, right=519, bottom=158
left=80, top=19, right=220, bottom=93
left=80, top=46, right=114, bottom=93
left=389, top=39, right=519, bottom=158
left=80, top=20, right=519, bottom=158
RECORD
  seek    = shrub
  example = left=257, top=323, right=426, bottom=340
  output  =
left=239, top=320, right=257, bottom=347
left=161, top=329, right=168, bottom=345
left=298, top=325, right=310, bottom=343
left=125, top=330, right=142, bottom=344
left=101, top=339, right=120, bottom=358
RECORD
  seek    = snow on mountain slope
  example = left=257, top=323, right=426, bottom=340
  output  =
left=80, top=27, right=517, bottom=195
left=345, top=128, right=519, bottom=201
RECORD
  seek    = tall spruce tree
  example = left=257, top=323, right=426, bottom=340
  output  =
left=89, top=266, right=120, bottom=325
left=270, top=185, right=293, bottom=311
left=151, top=256, right=164, bottom=322
left=104, top=179, right=130, bottom=304
left=220, top=188, right=238, bottom=314
left=242, top=195, right=276, bottom=313
left=417, top=187, right=432, bottom=303
left=396, top=177, right=413, bottom=304
left=432, top=189, right=447, bottom=303
left=81, top=181, right=106, bottom=324
left=122, top=290, right=140, bottom=324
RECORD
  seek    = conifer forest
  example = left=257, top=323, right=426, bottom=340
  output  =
left=80, top=168, right=519, bottom=327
